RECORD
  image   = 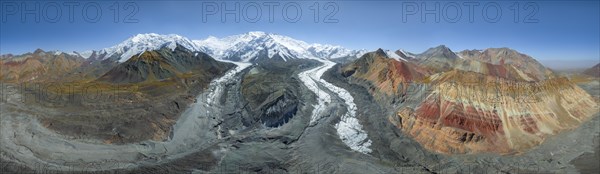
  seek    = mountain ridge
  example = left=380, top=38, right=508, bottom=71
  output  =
left=68, top=32, right=368, bottom=63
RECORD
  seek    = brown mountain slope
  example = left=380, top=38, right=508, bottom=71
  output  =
left=342, top=47, right=598, bottom=154
left=453, top=58, right=543, bottom=81
left=97, top=45, right=233, bottom=84
left=341, top=49, right=430, bottom=97
left=583, top=63, right=600, bottom=77
left=458, top=48, right=555, bottom=81
left=2, top=46, right=235, bottom=144
left=0, top=49, right=84, bottom=83
left=416, top=45, right=459, bottom=72
left=390, top=70, right=598, bottom=154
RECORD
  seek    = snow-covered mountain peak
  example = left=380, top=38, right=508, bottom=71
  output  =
left=193, top=31, right=368, bottom=62
left=247, top=31, right=268, bottom=37
left=84, top=31, right=368, bottom=63
left=100, top=33, right=201, bottom=62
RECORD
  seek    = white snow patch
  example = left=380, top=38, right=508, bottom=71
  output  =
left=398, top=49, right=416, bottom=59
left=385, top=49, right=407, bottom=62
left=77, top=50, right=94, bottom=59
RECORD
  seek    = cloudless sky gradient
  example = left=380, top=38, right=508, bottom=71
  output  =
left=1, top=0, right=598, bottom=69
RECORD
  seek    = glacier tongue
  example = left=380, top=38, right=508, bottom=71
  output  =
left=298, top=59, right=372, bottom=154
left=298, top=60, right=334, bottom=124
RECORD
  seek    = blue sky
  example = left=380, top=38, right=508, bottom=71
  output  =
left=1, top=0, right=598, bottom=69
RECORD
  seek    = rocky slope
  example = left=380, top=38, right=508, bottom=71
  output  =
left=583, top=63, right=600, bottom=77
left=0, top=49, right=85, bottom=83
left=415, top=45, right=460, bottom=72
left=342, top=48, right=599, bottom=154
left=240, top=56, right=318, bottom=128
left=341, top=49, right=430, bottom=98
left=1, top=32, right=599, bottom=173
left=458, top=48, right=555, bottom=81
left=97, top=45, right=232, bottom=84
left=0, top=46, right=235, bottom=144
left=391, top=71, right=597, bottom=154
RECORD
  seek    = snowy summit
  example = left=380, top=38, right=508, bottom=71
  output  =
left=83, top=31, right=368, bottom=63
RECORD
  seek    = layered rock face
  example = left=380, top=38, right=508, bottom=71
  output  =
left=390, top=71, right=598, bottom=154
left=343, top=46, right=599, bottom=154
left=341, top=49, right=429, bottom=98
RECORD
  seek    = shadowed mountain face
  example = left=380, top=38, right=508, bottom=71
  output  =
left=98, top=45, right=232, bottom=84
left=241, top=56, right=319, bottom=128
left=342, top=49, right=598, bottom=154
left=583, top=63, right=600, bottom=77
left=0, top=49, right=85, bottom=83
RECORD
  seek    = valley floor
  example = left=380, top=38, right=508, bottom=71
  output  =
left=1, top=61, right=599, bottom=173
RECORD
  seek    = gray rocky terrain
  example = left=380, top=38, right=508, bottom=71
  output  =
left=1, top=58, right=599, bottom=174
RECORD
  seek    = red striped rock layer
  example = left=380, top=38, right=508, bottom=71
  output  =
left=341, top=49, right=429, bottom=98
left=390, top=71, right=599, bottom=154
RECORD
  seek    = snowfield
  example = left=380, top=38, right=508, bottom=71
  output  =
left=84, top=32, right=367, bottom=63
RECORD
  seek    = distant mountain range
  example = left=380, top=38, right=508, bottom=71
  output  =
left=583, top=63, right=600, bottom=77
left=68, top=31, right=367, bottom=63
left=0, top=32, right=367, bottom=83
left=1, top=31, right=588, bottom=83
left=3, top=31, right=597, bottom=85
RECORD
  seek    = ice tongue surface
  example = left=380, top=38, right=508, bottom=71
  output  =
left=298, top=59, right=372, bottom=154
